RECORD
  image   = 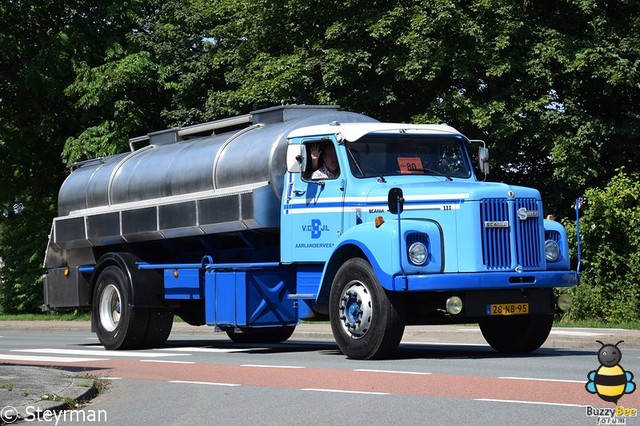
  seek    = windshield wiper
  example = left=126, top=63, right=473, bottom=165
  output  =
left=346, top=147, right=365, bottom=177
left=422, top=167, right=453, bottom=181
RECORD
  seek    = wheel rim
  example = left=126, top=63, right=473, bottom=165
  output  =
left=338, top=280, right=373, bottom=339
left=99, top=283, right=122, bottom=332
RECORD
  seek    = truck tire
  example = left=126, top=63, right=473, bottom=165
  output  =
left=329, top=258, right=405, bottom=360
left=479, top=314, right=554, bottom=353
left=142, top=308, right=174, bottom=348
left=226, top=326, right=296, bottom=344
left=93, top=266, right=149, bottom=350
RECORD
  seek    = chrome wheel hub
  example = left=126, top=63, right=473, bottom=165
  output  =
left=338, top=281, right=373, bottom=338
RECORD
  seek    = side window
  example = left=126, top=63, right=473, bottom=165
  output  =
left=302, top=141, right=340, bottom=181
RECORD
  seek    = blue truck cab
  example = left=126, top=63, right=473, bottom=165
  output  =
left=43, top=105, right=577, bottom=360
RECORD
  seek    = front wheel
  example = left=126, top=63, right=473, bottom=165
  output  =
left=479, top=314, right=554, bottom=353
left=329, top=258, right=405, bottom=360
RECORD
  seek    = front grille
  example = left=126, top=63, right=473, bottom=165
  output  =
left=514, top=198, right=542, bottom=268
left=545, top=230, right=560, bottom=242
left=480, top=199, right=510, bottom=269
left=406, top=232, right=429, bottom=248
left=480, top=198, right=542, bottom=270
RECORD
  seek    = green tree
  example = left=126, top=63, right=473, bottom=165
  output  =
left=567, top=169, right=640, bottom=322
left=63, top=0, right=229, bottom=164
left=202, top=0, right=640, bottom=217
left=0, top=0, right=149, bottom=312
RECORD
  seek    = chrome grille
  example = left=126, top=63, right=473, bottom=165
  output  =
left=480, top=199, right=511, bottom=269
left=514, top=198, right=542, bottom=268
left=480, top=198, right=542, bottom=270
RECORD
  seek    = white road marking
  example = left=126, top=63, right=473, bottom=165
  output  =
left=169, top=380, right=240, bottom=387
left=0, top=354, right=108, bottom=363
left=302, top=388, right=390, bottom=396
left=241, top=364, right=305, bottom=369
left=549, top=330, right=610, bottom=336
left=354, top=369, right=431, bottom=375
left=476, top=398, right=587, bottom=408
left=13, top=348, right=189, bottom=358
left=402, top=341, right=490, bottom=347
left=499, top=376, right=585, bottom=384
left=158, top=347, right=259, bottom=353
left=140, top=360, right=195, bottom=364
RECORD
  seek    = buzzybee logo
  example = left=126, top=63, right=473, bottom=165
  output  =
left=586, top=340, right=636, bottom=404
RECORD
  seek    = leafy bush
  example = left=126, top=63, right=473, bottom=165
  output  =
left=0, top=199, right=53, bottom=314
left=563, top=168, right=640, bottom=322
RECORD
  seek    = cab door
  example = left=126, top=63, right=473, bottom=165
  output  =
left=281, top=139, right=345, bottom=263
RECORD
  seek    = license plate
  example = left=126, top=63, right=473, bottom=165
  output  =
left=488, top=303, right=529, bottom=316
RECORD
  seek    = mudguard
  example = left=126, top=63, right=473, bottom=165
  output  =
left=314, top=219, right=444, bottom=309
left=92, top=252, right=166, bottom=309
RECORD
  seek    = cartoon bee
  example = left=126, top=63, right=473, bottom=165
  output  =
left=586, top=340, right=636, bottom=404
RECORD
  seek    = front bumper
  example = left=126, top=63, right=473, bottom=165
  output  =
left=394, top=270, right=578, bottom=292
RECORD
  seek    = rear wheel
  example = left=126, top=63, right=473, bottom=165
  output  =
left=93, top=266, right=149, bottom=350
left=479, top=314, right=554, bottom=353
left=226, top=326, right=296, bottom=344
left=329, top=258, right=405, bottom=359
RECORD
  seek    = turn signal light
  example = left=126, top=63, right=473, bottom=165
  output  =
left=375, top=216, right=384, bottom=228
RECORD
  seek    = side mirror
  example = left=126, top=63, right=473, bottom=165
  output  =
left=470, top=140, right=490, bottom=178
left=478, top=146, right=490, bottom=175
left=286, top=145, right=302, bottom=173
left=388, top=187, right=404, bottom=214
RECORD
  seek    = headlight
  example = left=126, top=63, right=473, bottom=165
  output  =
left=408, top=242, right=428, bottom=265
left=545, top=239, right=560, bottom=262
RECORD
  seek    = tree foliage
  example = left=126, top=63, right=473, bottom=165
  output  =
left=0, top=0, right=150, bottom=312
left=1, top=0, right=639, bottom=314
left=566, top=169, right=640, bottom=322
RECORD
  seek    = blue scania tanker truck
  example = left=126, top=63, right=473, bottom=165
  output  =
left=43, top=104, right=578, bottom=359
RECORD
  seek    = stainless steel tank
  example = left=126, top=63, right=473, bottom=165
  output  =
left=45, top=105, right=377, bottom=268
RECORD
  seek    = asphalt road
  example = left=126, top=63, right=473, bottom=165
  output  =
left=2, top=323, right=640, bottom=425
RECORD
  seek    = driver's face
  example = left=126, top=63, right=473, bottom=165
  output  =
left=324, top=146, right=338, bottom=173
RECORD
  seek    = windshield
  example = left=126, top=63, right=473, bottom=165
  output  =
left=345, top=134, right=472, bottom=179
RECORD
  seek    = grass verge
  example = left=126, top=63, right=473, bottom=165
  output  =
left=0, top=312, right=90, bottom=321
